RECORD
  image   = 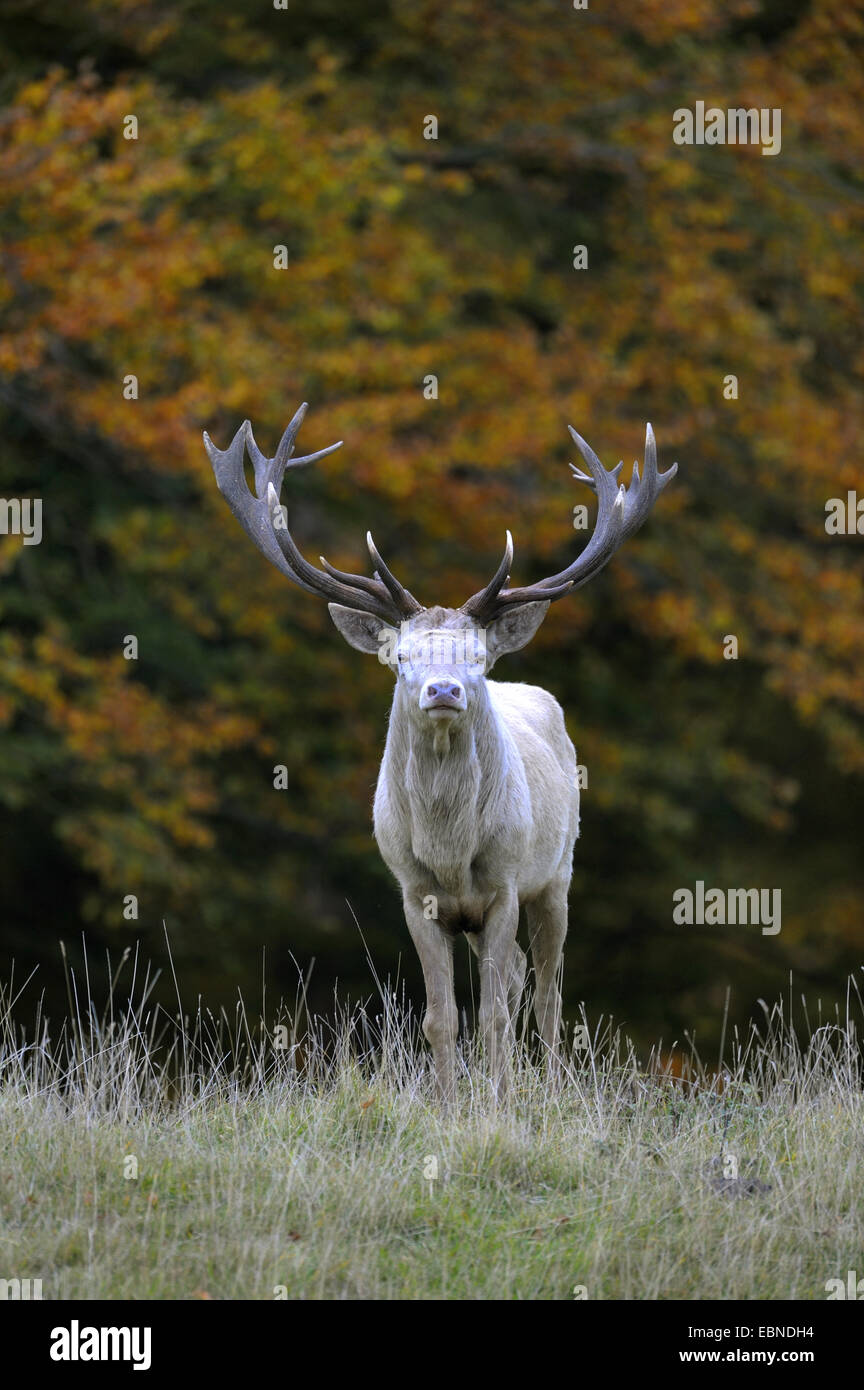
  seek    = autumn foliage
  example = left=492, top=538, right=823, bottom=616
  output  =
left=1, top=0, right=862, bottom=1043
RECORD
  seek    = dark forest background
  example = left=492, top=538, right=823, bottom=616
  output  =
left=1, top=0, right=862, bottom=1059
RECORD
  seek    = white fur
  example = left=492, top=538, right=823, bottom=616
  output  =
left=330, top=602, right=579, bottom=1098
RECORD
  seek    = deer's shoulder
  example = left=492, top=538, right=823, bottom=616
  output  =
left=487, top=679, right=567, bottom=731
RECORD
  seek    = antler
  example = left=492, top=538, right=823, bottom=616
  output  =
left=462, top=422, right=677, bottom=623
left=204, top=402, right=423, bottom=623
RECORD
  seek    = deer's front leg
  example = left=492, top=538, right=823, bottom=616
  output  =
left=475, top=886, right=520, bottom=1099
left=403, top=896, right=457, bottom=1101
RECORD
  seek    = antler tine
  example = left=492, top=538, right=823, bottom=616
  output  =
left=319, top=549, right=424, bottom=616
left=537, top=423, right=677, bottom=593
left=461, top=530, right=514, bottom=622
left=570, top=457, right=624, bottom=490
left=621, top=421, right=678, bottom=531
left=458, top=423, right=677, bottom=621
left=318, top=556, right=389, bottom=597
left=205, top=419, right=302, bottom=584
left=245, top=402, right=344, bottom=503
left=263, top=484, right=411, bottom=621
left=366, top=533, right=424, bottom=616
left=549, top=427, right=628, bottom=589
left=206, top=404, right=422, bottom=623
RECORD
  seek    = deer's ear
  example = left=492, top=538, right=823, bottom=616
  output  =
left=485, top=601, right=550, bottom=659
left=328, top=603, right=395, bottom=657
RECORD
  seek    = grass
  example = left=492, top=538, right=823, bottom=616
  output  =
left=0, top=946, right=862, bottom=1300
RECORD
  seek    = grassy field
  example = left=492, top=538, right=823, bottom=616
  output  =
left=1, top=950, right=861, bottom=1301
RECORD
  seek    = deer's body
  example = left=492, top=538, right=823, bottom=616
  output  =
left=375, top=671, right=578, bottom=914
left=373, top=656, right=579, bottom=1095
left=205, top=402, right=676, bottom=1098
left=380, top=675, right=583, bottom=911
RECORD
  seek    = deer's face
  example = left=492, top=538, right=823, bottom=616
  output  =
left=328, top=602, right=552, bottom=724
left=390, top=614, right=486, bottom=724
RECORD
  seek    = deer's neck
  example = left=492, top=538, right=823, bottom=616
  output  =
left=388, top=683, right=510, bottom=894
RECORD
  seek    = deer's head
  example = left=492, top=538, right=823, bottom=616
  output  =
left=326, top=601, right=550, bottom=728
left=204, top=403, right=677, bottom=725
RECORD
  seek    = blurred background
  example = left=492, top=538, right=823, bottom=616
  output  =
left=1, top=0, right=862, bottom=1056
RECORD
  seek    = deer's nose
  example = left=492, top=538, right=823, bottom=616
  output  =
left=429, top=680, right=461, bottom=700
left=420, top=678, right=466, bottom=711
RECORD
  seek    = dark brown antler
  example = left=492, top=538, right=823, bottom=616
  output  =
left=462, top=422, right=677, bottom=623
left=204, top=403, right=423, bottom=623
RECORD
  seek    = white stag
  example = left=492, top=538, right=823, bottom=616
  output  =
left=205, top=405, right=676, bottom=1096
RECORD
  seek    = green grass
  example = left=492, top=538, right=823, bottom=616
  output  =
left=1, top=950, right=862, bottom=1300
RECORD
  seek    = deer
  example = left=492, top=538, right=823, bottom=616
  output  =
left=204, top=404, right=677, bottom=1098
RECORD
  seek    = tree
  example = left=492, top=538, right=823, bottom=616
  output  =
left=1, top=0, right=862, bottom=1047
